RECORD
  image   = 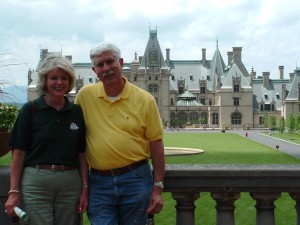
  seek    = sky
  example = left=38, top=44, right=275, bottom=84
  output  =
left=0, top=0, right=300, bottom=86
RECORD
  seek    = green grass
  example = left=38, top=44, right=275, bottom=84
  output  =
left=264, top=131, right=300, bottom=145
left=1, top=132, right=299, bottom=224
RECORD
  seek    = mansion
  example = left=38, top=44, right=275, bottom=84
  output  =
left=27, top=29, right=300, bottom=129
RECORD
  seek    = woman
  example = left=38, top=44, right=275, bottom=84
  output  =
left=5, top=55, right=88, bottom=225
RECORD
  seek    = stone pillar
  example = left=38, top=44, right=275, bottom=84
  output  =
left=211, top=192, right=240, bottom=225
left=289, top=193, right=300, bottom=225
left=172, top=192, right=200, bottom=225
left=250, top=192, right=281, bottom=225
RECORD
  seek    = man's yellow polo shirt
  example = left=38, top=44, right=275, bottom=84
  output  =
left=75, top=78, right=164, bottom=170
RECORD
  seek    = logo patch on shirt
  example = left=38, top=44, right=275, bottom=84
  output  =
left=70, top=122, right=79, bottom=130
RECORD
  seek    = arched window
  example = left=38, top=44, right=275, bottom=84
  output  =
left=190, top=112, right=199, bottom=124
left=148, top=84, right=153, bottom=92
left=154, top=84, right=158, bottom=93
left=200, top=112, right=208, bottom=124
left=231, top=112, right=242, bottom=124
left=178, top=112, right=187, bottom=126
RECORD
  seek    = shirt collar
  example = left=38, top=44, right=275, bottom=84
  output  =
left=37, top=95, right=73, bottom=111
left=97, top=76, right=130, bottom=101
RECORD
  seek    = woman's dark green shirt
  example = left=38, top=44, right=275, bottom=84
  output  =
left=8, top=95, right=86, bottom=167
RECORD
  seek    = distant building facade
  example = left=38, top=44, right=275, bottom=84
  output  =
left=27, top=28, right=300, bottom=129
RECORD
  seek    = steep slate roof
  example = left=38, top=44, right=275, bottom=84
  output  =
left=139, top=29, right=168, bottom=70
left=169, top=60, right=210, bottom=91
left=252, top=78, right=290, bottom=111
left=221, top=64, right=252, bottom=89
left=285, top=69, right=300, bottom=101
left=210, top=45, right=226, bottom=90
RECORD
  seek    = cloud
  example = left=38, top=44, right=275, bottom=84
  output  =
left=0, top=0, right=300, bottom=86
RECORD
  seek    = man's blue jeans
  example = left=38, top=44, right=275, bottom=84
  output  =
left=88, top=163, right=153, bottom=225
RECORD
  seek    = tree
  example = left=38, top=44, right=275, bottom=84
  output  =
left=295, top=114, right=300, bottom=133
left=286, top=113, right=296, bottom=139
left=278, top=116, right=285, bottom=135
left=262, top=112, right=269, bottom=129
left=0, top=52, right=27, bottom=102
left=269, top=115, right=276, bottom=130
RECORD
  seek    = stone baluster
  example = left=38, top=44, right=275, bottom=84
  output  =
left=172, top=192, right=200, bottom=225
left=211, top=192, right=240, bottom=225
left=289, top=193, right=300, bottom=225
left=250, top=192, right=281, bottom=225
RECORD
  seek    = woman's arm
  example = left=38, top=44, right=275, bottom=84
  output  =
left=5, top=149, right=26, bottom=216
left=77, top=152, right=89, bottom=213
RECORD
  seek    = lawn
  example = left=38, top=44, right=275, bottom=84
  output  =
left=265, top=130, right=300, bottom=145
left=1, top=132, right=299, bottom=224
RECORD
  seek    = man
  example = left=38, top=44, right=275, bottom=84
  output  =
left=75, top=43, right=165, bottom=225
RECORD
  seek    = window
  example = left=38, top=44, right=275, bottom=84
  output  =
left=200, top=87, right=206, bottom=94
left=233, top=84, right=240, bottom=92
left=149, top=76, right=151, bottom=80
left=212, top=113, right=219, bottom=124
left=148, top=84, right=153, bottom=92
left=171, top=75, right=175, bottom=81
left=190, top=75, right=193, bottom=81
left=200, top=112, right=208, bottom=124
left=231, top=112, right=242, bottom=124
left=233, top=97, right=239, bottom=106
left=260, top=104, right=264, bottom=111
left=179, top=87, right=184, bottom=94
left=190, top=112, right=198, bottom=124
left=200, top=98, right=205, bottom=105
left=149, top=84, right=158, bottom=93
left=259, top=117, right=263, bottom=125
left=171, top=98, right=174, bottom=105
left=265, top=104, right=270, bottom=111
left=178, top=112, right=187, bottom=125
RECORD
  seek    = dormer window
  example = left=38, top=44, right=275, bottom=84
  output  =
left=276, top=93, right=280, bottom=100
left=171, top=75, right=175, bottom=81
left=233, top=84, right=240, bottom=92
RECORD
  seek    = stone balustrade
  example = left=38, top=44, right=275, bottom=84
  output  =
left=1, top=164, right=300, bottom=225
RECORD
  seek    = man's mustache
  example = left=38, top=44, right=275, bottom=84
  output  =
left=103, top=70, right=115, bottom=77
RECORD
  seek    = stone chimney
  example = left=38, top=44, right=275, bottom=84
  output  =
left=289, top=73, right=295, bottom=82
left=202, top=48, right=206, bottom=66
left=65, top=55, right=72, bottom=62
left=40, top=49, right=49, bottom=61
left=166, top=48, right=170, bottom=65
left=227, top=51, right=233, bottom=65
left=263, top=72, right=270, bottom=88
left=27, top=69, right=33, bottom=86
left=232, top=47, right=242, bottom=62
left=279, top=66, right=284, bottom=79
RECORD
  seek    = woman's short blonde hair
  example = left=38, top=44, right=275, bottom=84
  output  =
left=37, top=55, right=76, bottom=94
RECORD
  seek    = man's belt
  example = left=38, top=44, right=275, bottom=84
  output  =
left=91, top=159, right=148, bottom=176
left=30, top=164, right=77, bottom=171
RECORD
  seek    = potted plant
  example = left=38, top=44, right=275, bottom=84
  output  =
left=0, top=102, right=18, bottom=157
